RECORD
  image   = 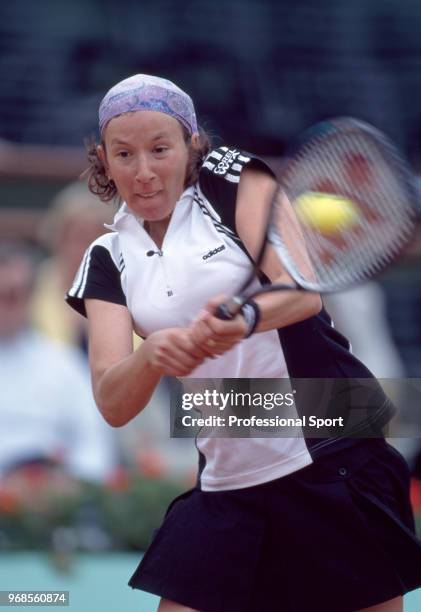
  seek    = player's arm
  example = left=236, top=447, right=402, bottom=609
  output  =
left=86, top=299, right=208, bottom=427
left=190, top=168, right=322, bottom=349
left=235, top=166, right=322, bottom=331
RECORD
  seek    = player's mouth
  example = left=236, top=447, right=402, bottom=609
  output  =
left=135, top=190, right=162, bottom=200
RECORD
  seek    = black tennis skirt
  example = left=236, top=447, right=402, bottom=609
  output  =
left=128, top=439, right=421, bottom=612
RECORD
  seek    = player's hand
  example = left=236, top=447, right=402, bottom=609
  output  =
left=145, top=327, right=209, bottom=377
left=189, top=295, right=248, bottom=357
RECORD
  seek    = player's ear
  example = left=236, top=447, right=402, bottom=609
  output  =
left=97, top=143, right=114, bottom=183
left=191, top=133, right=200, bottom=150
left=97, top=143, right=109, bottom=172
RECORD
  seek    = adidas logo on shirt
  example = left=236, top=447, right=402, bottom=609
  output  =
left=202, top=245, right=226, bottom=260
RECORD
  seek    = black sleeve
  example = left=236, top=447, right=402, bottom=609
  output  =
left=198, top=146, right=275, bottom=233
left=65, top=244, right=126, bottom=317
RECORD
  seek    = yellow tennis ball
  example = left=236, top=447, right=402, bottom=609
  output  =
left=294, top=192, right=360, bottom=234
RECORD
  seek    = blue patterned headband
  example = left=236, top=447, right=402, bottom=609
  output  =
left=99, top=74, right=198, bottom=136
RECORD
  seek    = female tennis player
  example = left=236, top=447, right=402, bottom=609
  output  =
left=66, top=74, right=421, bottom=612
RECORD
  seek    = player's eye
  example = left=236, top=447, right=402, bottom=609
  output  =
left=154, top=145, right=169, bottom=155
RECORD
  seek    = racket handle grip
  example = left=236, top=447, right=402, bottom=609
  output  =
left=215, top=297, right=244, bottom=320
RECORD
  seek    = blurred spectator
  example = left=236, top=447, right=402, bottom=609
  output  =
left=31, top=181, right=116, bottom=354
left=0, top=241, right=117, bottom=483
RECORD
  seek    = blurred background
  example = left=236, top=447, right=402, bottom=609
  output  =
left=0, top=1, right=420, bottom=610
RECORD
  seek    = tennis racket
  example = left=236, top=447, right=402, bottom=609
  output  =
left=216, top=117, right=417, bottom=320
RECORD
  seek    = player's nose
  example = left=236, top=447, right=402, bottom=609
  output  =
left=134, top=156, right=156, bottom=183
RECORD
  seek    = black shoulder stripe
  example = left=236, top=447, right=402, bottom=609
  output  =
left=66, top=244, right=126, bottom=317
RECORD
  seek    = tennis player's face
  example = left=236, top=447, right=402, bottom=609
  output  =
left=102, top=111, right=190, bottom=222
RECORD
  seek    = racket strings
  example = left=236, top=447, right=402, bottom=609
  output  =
left=327, top=134, right=392, bottom=278
left=305, top=137, right=367, bottom=285
left=274, top=123, right=415, bottom=291
left=341, top=133, right=413, bottom=269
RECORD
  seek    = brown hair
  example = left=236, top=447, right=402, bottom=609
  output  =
left=84, top=125, right=212, bottom=203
